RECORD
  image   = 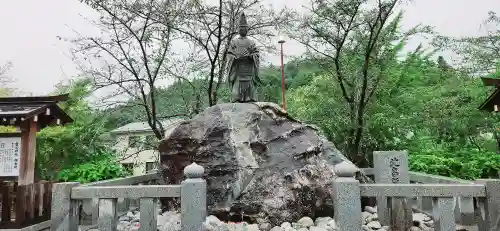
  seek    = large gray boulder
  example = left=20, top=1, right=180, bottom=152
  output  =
left=158, top=102, right=369, bottom=225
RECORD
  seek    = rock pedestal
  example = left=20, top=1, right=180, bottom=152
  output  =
left=158, top=102, right=369, bottom=225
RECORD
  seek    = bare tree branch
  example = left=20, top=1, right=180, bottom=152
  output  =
left=433, top=11, right=500, bottom=75
left=73, top=0, right=190, bottom=140
left=142, top=0, right=294, bottom=105
left=0, top=61, right=15, bottom=97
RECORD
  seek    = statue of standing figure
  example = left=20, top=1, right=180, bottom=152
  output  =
left=226, top=12, right=261, bottom=103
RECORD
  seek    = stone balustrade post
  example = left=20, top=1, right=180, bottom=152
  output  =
left=456, top=196, right=475, bottom=226
left=475, top=179, right=500, bottom=231
left=50, top=182, right=80, bottom=231
left=181, top=163, right=207, bottom=231
left=333, top=161, right=362, bottom=231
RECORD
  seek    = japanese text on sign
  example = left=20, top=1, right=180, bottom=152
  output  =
left=389, top=157, right=401, bottom=183
left=0, top=137, right=21, bottom=176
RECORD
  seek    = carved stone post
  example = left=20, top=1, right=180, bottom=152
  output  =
left=373, top=151, right=412, bottom=230
left=333, top=162, right=363, bottom=230
left=475, top=179, right=500, bottom=231
left=181, top=163, right=207, bottom=231
left=50, top=182, right=80, bottom=231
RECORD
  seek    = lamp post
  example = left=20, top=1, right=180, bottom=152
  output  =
left=278, top=36, right=286, bottom=111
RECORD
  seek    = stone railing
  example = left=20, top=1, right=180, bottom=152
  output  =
left=49, top=163, right=206, bottom=231
left=335, top=150, right=500, bottom=231
left=54, top=169, right=161, bottom=231
left=361, top=167, right=478, bottom=226
left=78, top=169, right=159, bottom=228
left=335, top=163, right=499, bottom=231
left=48, top=151, right=500, bottom=231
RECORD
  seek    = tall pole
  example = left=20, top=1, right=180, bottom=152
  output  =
left=278, top=37, right=286, bottom=110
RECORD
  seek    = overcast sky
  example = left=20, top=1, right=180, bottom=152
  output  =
left=0, top=0, right=499, bottom=96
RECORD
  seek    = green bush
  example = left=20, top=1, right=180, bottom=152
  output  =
left=57, top=157, right=130, bottom=183
left=0, top=126, right=16, bottom=132
left=409, top=149, right=500, bottom=180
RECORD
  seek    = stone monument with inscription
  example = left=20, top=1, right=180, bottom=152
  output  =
left=226, top=12, right=261, bottom=103
left=373, top=151, right=412, bottom=229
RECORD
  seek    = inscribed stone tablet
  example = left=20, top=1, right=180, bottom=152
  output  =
left=373, top=150, right=411, bottom=226
left=373, top=151, right=410, bottom=184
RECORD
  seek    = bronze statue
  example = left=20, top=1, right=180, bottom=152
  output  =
left=226, top=12, right=261, bottom=103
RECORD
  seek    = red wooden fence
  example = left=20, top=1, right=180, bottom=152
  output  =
left=0, top=181, right=53, bottom=229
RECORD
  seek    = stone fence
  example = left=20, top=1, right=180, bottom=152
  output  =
left=49, top=163, right=207, bottom=231
left=341, top=150, right=500, bottom=231
left=77, top=170, right=160, bottom=228
left=47, top=151, right=500, bottom=231
left=335, top=162, right=499, bottom=231
left=360, top=167, right=478, bottom=226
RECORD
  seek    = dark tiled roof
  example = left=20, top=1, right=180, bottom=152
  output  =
left=0, top=94, right=72, bottom=128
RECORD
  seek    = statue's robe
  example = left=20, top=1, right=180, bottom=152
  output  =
left=226, top=36, right=260, bottom=102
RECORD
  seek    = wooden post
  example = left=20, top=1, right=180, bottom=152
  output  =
left=15, top=185, right=27, bottom=227
left=18, top=119, right=38, bottom=185
left=0, top=182, right=12, bottom=226
left=42, top=182, right=53, bottom=219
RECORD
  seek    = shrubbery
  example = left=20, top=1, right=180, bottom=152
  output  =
left=57, top=157, right=130, bottom=183
left=409, top=148, right=500, bottom=180
left=0, top=126, right=16, bottom=132
left=34, top=78, right=132, bottom=183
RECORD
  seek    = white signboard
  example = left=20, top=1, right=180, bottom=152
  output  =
left=0, top=137, right=21, bottom=176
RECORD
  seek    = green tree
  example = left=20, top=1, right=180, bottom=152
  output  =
left=433, top=11, right=500, bottom=151
left=105, top=77, right=208, bottom=128
left=36, top=78, right=125, bottom=181
left=257, top=58, right=326, bottom=106
left=289, top=49, right=496, bottom=178
left=291, top=0, right=432, bottom=165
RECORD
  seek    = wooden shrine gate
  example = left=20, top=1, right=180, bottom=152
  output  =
left=0, top=94, right=72, bottom=230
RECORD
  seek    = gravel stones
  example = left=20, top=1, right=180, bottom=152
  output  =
left=97, top=204, right=468, bottom=231
left=296, top=217, right=314, bottom=228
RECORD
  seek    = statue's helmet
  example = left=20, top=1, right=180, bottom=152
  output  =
left=238, top=12, right=248, bottom=36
